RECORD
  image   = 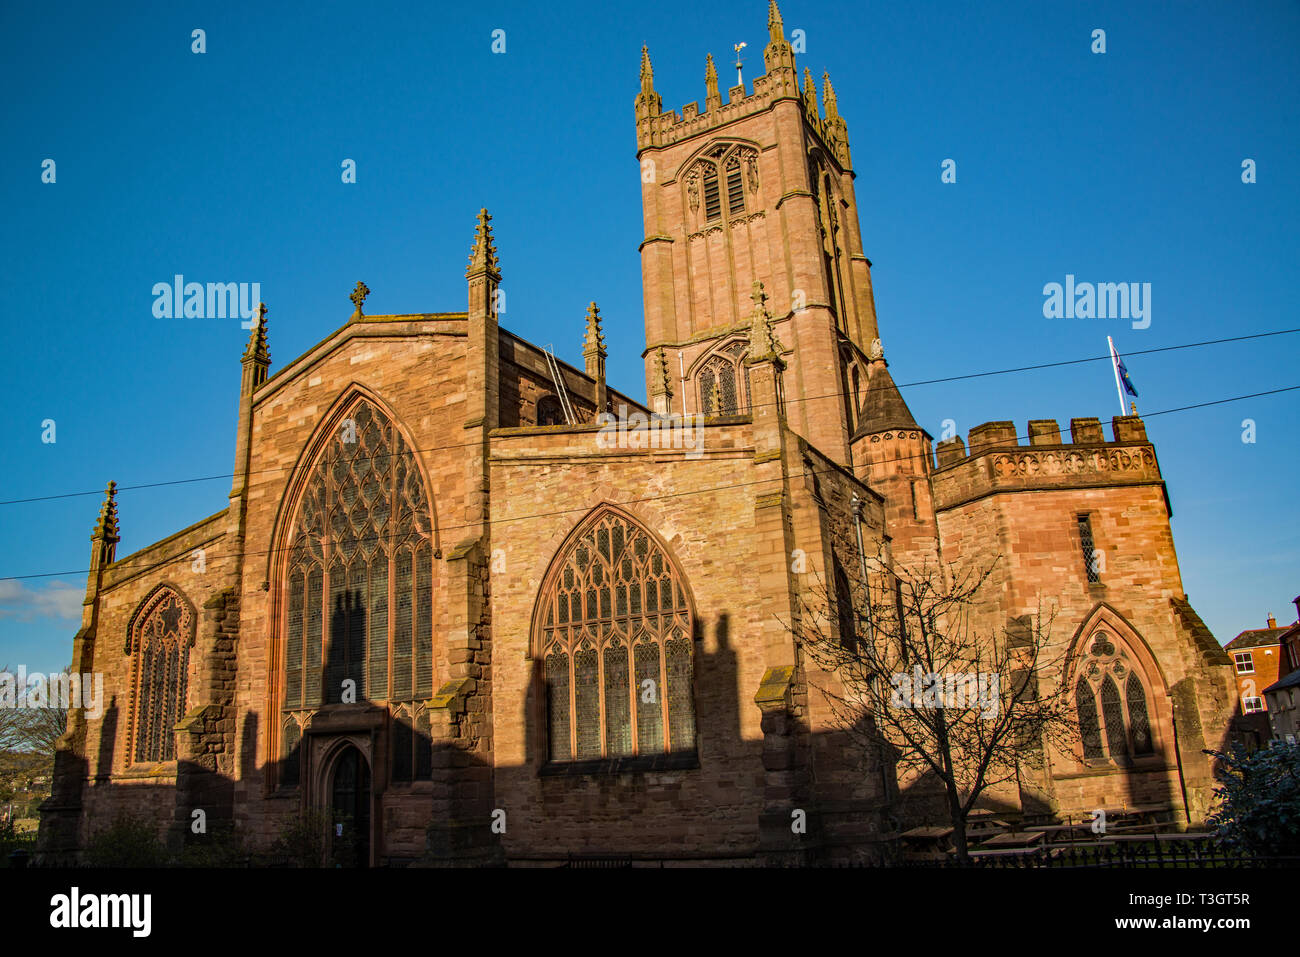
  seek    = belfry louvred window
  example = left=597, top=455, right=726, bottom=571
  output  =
left=282, top=399, right=435, bottom=726
left=128, top=588, right=193, bottom=764
left=537, top=508, right=695, bottom=762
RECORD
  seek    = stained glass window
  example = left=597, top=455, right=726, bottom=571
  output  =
left=1076, top=677, right=1105, bottom=761
left=1076, top=630, right=1157, bottom=764
left=538, top=509, right=695, bottom=762
left=129, top=589, right=192, bottom=764
left=282, top=398, right=436, bottom=729
left=281, top=717, right=302, bottom=788
left=1126, top=673, right=1153, bottom=755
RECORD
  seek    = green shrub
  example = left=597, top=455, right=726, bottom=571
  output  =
left=1204, top=741, right=1300, bottom=857
left=84, top=814, right=170, bottom=868
left=267, top=808, right=331, bottom=867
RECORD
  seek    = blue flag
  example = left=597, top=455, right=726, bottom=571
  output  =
left=1116, top=354, right=1139, bottom=397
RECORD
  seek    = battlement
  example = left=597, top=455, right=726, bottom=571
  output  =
left=931, top=415, right=1160, bottom=510
left=634, top=7, right=850, bottom=167
left=637, top=69, right=844, bottom=160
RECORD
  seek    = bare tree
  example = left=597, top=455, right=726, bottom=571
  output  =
left=792, top=551, right=1079, bottom=861
left=0, top=665, right=69, bottom=758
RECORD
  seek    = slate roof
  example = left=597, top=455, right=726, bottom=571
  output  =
left=1225, top=627, right=1289, bottom=651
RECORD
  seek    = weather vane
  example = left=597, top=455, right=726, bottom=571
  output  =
left=734, top=41, right=747, bottom=88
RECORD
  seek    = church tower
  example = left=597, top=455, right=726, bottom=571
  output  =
left=635, top=2, right=881, bottom=465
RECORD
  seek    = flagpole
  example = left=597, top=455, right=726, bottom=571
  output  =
left=1107, top=336, right=1126, bottom=416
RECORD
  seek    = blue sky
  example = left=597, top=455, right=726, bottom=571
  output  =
left=1, top=0, right=1297, bottom=675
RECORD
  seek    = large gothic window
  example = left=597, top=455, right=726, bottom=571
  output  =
left=128, top=587, right=194, bottom=764
left=536, top=508, right=695, bottom=762
left=1074, top=630, right=1155, bottom=764
left=282, top=398, right=435, bottom=729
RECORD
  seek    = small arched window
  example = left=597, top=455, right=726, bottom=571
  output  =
left=536, top=508, right=695, bottom=762
left=697, top=340, right=751, bottom=416
left=833, top=560, right=858, bottom=655
left=1074, top=630, right=1155, bottom=764
left=128, top=587, right=194, bottom=764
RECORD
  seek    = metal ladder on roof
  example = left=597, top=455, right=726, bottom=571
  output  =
left=542, top=345, right=577, bottom=425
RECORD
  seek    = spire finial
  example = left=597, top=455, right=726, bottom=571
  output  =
left=583, top=301, right=606, bottom=357
left=636, top=45, right=663, bottom=119
left=705, top=53, right=721, bottom=110
left=94, top=481, right=119, bottom=541
left=822, top=71, right=840, bottom=121
left=803, top=68, right=819, bottom=116
left=243, top=302, right=270, bottom=363
left=349, top=282, right=370, bottom=320
left=763, top=0, right=795, bottom=76
left=768, top=0, right=785, bottom=38
left=466, top=208, right=501, bottom=280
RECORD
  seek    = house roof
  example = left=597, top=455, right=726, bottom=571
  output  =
left=1225, top=627, right=1288, bottom=651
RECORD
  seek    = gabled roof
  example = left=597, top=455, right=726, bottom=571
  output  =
left=1225, top=627, right=1289, bottom=650
left=852, top=362, right=921, bottom=440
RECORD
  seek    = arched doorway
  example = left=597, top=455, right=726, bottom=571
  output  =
left=329, top=745, right=371, bottom=868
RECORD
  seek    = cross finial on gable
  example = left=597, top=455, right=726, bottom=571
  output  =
left=349, top=281, right=370, bottom=320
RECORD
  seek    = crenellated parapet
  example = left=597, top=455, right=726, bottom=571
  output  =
left=634, top=3, right=848, bottom=168
left=932, top=415, right=1162, bottom=510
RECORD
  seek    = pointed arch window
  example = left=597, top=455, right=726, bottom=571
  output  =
left=692, top=145, right=756, bottom=225
left=282, top=398, right=435, bottom=722
left=1074, top=630, right=1156, bottom=764
left=128, top=587, right=194, bottom=764
left=697, top=340, right=752, bottom=416
left=536, top=509, right=695, bottom=763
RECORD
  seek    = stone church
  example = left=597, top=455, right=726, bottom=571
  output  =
left=40, top=3, right=1235, bottom=865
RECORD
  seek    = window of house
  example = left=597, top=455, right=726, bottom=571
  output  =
left=1242, top=696, right=1264, bottom=714
left=128, top=588, right=194, bottom=764
left=281, top=398, right=436, bottom=782
left=1233, top=651, right=1254, bottom=674
left=536, top=507, right=695, bottom=763
left=1075, top=631, right=1155, bottom=763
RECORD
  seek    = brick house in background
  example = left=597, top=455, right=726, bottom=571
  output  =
left=38, top=3, right=1237, bottom=866
left=1224, top=619, right=1289, bottom=750
left=1262, top=596, right=1300, bottom=744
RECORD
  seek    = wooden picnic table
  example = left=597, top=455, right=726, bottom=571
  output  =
left=976, top=830, right=1045, bottom=849
left=901, top=826, right=954, bottom=839
left=1104, top=832, right=1206, bottom=843
left=968, top=844, right=1053, bottom=858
